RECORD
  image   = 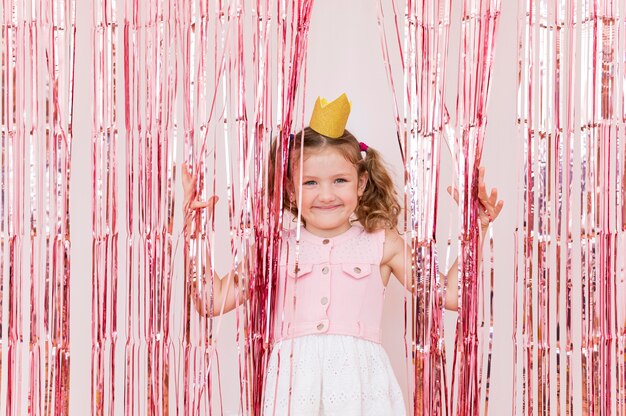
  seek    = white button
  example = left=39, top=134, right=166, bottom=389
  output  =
left=321, top=297, right=328, bottom=305
left=317, top=323, right=324, bottom=331
left=322, top=239, right=330, bottom=244
left=322, top=266, right=329, bottom=274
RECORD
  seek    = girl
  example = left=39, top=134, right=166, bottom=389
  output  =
left=182, top=95, right=503, bottom=415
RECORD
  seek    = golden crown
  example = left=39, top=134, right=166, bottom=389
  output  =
left=309, top=93, right=351, bottom=138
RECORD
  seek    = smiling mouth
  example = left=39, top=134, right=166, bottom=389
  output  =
left=313, top=205, right=341, bottom=210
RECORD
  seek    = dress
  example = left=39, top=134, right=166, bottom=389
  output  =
left=262, top=225, right=405, bottom=416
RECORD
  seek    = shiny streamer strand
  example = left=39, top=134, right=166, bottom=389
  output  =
left=376, top=0, right=501, bottom=415
left=451, top=2, right=501, bottom=415
left=513, top=0, right=626, bottom=415
left=178, top=1, right=315, bottom=415
left=92, top=0, right=119, bottom=414
left=377, top=0, right=451, bottom=415
left=10, top=1, right=626, bottom=416
left=126, top=1, right=178, bottom=414
left=1, top=0, right=76, bottom=415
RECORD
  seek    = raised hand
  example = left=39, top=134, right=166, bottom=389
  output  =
left=446, top=166, right=504, bottom=230
left=476, top=166, right=504, bottom=229
left=182, top=164, right=218, bottom=235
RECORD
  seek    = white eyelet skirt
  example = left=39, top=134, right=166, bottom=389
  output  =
left=262, top=334, right=406, bottom=416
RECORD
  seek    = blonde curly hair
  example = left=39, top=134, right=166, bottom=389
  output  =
left=278, top=127, right=401, bottom=232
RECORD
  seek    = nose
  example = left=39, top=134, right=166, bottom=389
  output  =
left=317, top=183, right=335, bottom=202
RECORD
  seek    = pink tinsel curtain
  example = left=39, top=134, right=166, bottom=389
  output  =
left=2, top=1, right=626, bottom=415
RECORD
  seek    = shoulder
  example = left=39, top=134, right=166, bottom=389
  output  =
left=383, top=227, right=404, bottom=247
left=381, top=228, right=405, bottom=265
left=278, top=228, right=296, bottom=263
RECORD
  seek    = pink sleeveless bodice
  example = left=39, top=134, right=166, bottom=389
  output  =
left=273, top=225, right=386, bottom=344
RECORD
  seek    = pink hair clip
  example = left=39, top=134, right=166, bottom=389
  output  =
left=359, top=141, right=369, bottom=152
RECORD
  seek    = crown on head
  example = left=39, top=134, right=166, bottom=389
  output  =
left=309, top=93, right=351, bottom=139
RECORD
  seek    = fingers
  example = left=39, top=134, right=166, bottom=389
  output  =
left=489, top=187, right=497, bottom=204
left=477, top=166, right=489, bottom=201
left=448, top=183, right=501, bottom=216
left=478, top=186, right=494, bottom=208
left=447, top=185, right=460, bottom=205
left=190, top=195, right=219, bottom=213
left=182, top=163, right=193, bottom=185
left=184, top=195, right=219, bottom=235
left=190, top=199, right=211, bottom=209
left=478, top=166, right=485, bottom=186
left=186, top=195, right=219, bottom=213
left=182, top=163, right=199, bottom=195
left=495, top=200, right=504, bottom=217
left=182, top=162, right=220, bottom=219
left=476, top=166, right=505, bottom=222
left=450, top=165, right=505, bottom=223
left=479, top=189, right=504, bottom=222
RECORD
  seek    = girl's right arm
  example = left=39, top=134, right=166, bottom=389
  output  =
left=183, top=164, right=241, bottom=317
left=187, top=252, right=241, bottom=316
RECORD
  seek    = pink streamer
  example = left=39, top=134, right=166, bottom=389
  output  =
left=91, top=0, right=122, bottom=414
left=378, top=0, right=450, bottom=414
left=177, top=2, right=315, bottom=415
left=451, top=2, right=501, bottom=415
left=376, top=1, right=501, bottom=414
left=1, top=1, right=75, bottom=414
left=514, top=1, right=626, bottom=415
left=12, top=2, right=626, bottom=416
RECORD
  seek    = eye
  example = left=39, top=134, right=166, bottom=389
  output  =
left=303, top=180, right=317, bottom=186
left=334, top=178, right=348, bottom=184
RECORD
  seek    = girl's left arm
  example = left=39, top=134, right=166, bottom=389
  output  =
left=384, top=166, right=503, bottom=311
left=384, top=230, right=460, bottom=311
left=443, top=167, right=504, bottom=310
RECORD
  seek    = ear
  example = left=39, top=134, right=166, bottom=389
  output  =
left=358, top=172, right=369, bottom=197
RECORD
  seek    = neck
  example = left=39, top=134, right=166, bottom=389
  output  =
left=303, top=222, right=352, bottom=238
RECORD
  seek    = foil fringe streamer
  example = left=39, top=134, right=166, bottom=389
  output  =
left=92, top=0, right=119, bottom=414
left=376, top=1, right=452, bottom=414
left=451, top=2, right=501, bottom=415
left=124, top=1, right=178, bottom=415
left=1, top=1, right=75, bottom=415
left=5, top=1, right=626, bottom=415
left=513, top=0, right=626, bottom=415
left=376, top=1, right=501, bottom=415
left=178, top=1, right=314, bottom=414
left=87, top=0, right=316, bottom=414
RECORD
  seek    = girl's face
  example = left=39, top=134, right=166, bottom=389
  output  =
left=291, top=147, right=367, bottom=237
